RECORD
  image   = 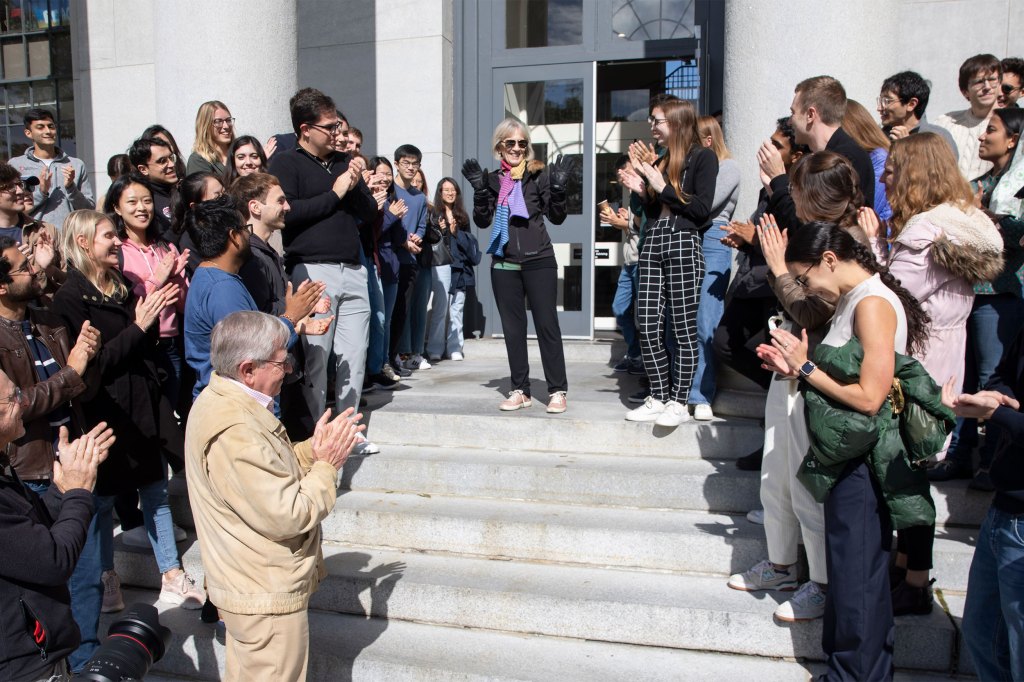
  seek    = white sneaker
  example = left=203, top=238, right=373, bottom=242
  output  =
left=693, top=403, right=714, bottom=421
left=625, top=396, right=665, bottom=422
left=774, top=581, right=827, bottom=622
left=159, top=570, right=205, bottom=610
left=655, top=400, right=688, bottom=427
left=406, top=354, right=431, bottom=370
left=352, top=433, right=380, bottom=455
left=746, top=509, right=765, bottom=525
left=727, top=559, right=799, bottom=592
left=451, top=352, right=464, bottom=361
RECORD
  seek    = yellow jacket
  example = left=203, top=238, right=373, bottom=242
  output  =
left=184, top=372, right=338, bottom=614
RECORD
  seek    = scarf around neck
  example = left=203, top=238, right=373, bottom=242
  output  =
left=487, top=159, right=530, bottom=257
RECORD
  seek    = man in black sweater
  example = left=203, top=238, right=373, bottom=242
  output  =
left=268, top=88, right=379, bottom=449
left=0, top=368, right=112, bottom=681
left=758, top=75, right=874, bottom=231
left=129, top=137, right=179, bottom=239
left=945, top=327, right=1024, bottom=681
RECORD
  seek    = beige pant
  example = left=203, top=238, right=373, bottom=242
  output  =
left=220, top=608, right=310, bottom=682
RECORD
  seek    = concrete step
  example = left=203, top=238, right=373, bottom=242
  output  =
left=112, top=545, right=958, bottom=674
left=109, top=588, right=828, bottom=682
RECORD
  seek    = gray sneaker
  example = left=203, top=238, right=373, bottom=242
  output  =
left=727, top=559, right=799, bottom=592
left=774, top=581, right=827, bottom=622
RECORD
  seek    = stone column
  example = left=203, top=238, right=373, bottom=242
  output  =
left=722, top=0, right=896, bottom=219
left=153, top=0, right=298, bottom=160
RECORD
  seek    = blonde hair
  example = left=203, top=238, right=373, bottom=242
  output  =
left=655, top=100, right=700, bottom=201
left=61, top=210, right=127, bottom=298
left=843, top=99, right=890, bottom=152
left=192, top=100, right=233, bottom=165
left=887, top=133, right=975, bottom=237
left=491, top=117, right=535, bottom=162
left=697, top=115, right=731, bottom=161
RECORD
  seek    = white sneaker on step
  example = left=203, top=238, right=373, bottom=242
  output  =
left=655, top=400, right=689, bottom=427
left=693, top=403, right=714, bottom=421
left=625, top=396, right=665, bottom=422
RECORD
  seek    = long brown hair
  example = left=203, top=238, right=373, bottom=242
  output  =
left=789, top=151, right=863, bottom=229
left=61, top=210, right=127, bottom=299
left=843, top=99, right=890, bottom=152
left=697, top=115, right=731, bottom=161
left=193, top=100, right=234, bottom=165
left=654, top=100, right=700, bottom=200
left=887, top=133, right=974, bottom=237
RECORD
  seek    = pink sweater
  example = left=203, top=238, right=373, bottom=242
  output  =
left=119, top=238, right=189, bottom=338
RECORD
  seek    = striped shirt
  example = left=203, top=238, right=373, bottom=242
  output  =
left=21, top=320, right=71, bottom=432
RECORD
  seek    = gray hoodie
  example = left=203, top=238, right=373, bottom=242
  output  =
left=9, top=146, right=95, bottom=230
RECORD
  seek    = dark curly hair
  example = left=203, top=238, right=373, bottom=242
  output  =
left=785, top=221, right=930, bottom=356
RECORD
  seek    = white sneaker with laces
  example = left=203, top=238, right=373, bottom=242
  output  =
left=693, top=403, right=714, bottom=421
left=352, top=433, right=380, bottom=455
left=159, top=570, right=205, bottom=610
left=727, top=559, right=799, bottom=592
left=746, top=509, right=765, bottom=525
left=451, top=352, right=464, bottom=361
left=407, top=354, right=431, bottom=370
left=774, top=581, right=827, bottom=622
left=625, top=396, right=666, bottom=422
left=655, top=400, right=688, bottom=427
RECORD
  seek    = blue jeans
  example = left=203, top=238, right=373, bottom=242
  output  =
left=689, top=219, right=731, bottom=406
left=963, top=506, right=1024, bottom=680
left=400, top=266, right=432, bottom=355
left=612, top=262, right=641, bottom=360
left=97, top=477, right=180, bottom=575
left=363, top=255, right=386, bottom=375
left=948, top=294, right=1024, bottom=469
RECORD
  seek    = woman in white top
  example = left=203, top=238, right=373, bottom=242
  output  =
left=765, top=221, right=930, bottom=682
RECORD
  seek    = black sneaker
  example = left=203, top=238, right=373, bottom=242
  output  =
left=927, top=458, right=972, bottom=482
left=891, top=578, right=934, bottom=616
left=200, top=597, right=219, bottom=624
left=627, top=388, right=650, bottom=404
left=362, top=378, right=377, bottom=393
left=368, top=373, right=399, bottom=391
left=969, top=469, right=995, bottom=492
left=735, top=447, right=764, bottom=471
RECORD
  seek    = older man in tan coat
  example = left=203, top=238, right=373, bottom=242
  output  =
left=185, top=311, right=362, bottom=682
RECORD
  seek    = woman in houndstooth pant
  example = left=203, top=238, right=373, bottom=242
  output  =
left=618, top=99, right=718, bottom=427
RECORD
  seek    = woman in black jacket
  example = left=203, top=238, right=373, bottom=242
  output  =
left=51, top=210, right=204, bottom=626
left=462, top=117, right=577, bottom=413
left=619, top=99, right=718, bottom=426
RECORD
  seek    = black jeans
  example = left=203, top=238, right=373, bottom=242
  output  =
left=491, top=265, right=567, bottom=396
left=389, top=263, right=418, bottom=362
left=823, top=460, right=895, bottom=681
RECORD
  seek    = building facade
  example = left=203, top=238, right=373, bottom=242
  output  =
left=53, top=0, right=1024, bottom=338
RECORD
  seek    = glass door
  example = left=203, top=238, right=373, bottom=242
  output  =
left=491, top=62, right=594, bottom=338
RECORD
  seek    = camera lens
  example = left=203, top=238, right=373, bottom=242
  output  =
left=74, top=603, right=171, bottom=681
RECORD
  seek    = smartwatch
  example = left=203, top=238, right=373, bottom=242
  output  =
left=799, top=360, right=817, bottom=378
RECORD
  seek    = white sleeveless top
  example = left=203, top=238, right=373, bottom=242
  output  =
left=821, top=273, right=908, bottom=354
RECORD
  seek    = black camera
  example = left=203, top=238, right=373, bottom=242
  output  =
left=73, top=603, right=171, bottom=681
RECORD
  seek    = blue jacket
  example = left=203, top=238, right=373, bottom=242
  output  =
left=376, top=201, right=407, bottom=285
left=394, top=185, right=428, bottom=267
left=450, top=229, right=481, bottom=293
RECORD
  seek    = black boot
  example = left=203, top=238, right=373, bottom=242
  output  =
left=891, top=578, right=935, bottom=616
left=736, top=447, right=764, bottom=471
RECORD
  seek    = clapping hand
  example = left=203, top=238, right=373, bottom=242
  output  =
left=67, top=320, right=101, bottom=376
left=756, top=214, right=789, bottom=277
left=310, top=407, right=365, bottom=470
left=721, top=220, right=757, bottom=249
left=756, top=140, right=786, bottom=190
left=941, top=376, right=1019, bottom=419
left=52, top=423, right=115, bottom=493
left=134, top=283, right=179, bottom=331
left=628, top=140, right=657, bottom=168
left=285, top=280, right=328, bottom=327
left=618, top=165, right=646, bottom=195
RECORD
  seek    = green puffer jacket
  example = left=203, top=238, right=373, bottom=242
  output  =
left=796, top=338, right=955, bottom=530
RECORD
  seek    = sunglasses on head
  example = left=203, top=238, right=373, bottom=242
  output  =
left=502, top=139, right=529, bottom=150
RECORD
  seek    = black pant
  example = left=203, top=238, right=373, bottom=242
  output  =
left=389, top=263, right=418, bottom=361
left=713, top=296, right=776, bottom=390
left=823, top=460, right=895, bottom=681
left=491, top=266, right=567, bottom=396
left=895, top=524, right=935, bottom=571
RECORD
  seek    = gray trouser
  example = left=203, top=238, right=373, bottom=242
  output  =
left=291, top=262, right=369, bottom=417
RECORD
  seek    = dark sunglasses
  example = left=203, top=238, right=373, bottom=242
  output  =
left=1002, top=83, right=1021, bottom=95
left=502, top=139, right=529, bottom=150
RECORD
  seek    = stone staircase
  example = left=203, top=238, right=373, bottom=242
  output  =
left=110, top=338, right=985, bottom=681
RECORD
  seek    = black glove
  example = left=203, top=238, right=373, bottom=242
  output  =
left=549, top=154, right=579, bottom=193
left=461, top=159, right=489, bottom=192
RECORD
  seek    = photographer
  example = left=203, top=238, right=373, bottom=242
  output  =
left=0, top=368, right=113, bottom=682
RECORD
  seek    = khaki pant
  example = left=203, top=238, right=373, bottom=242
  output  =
left=220, top=608, right=310, bottom=682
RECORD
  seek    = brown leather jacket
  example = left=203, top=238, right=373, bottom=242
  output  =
left=0, top=308, right=88, bottom=480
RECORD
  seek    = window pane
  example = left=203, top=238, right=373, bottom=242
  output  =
left=2, top=38, right=27, bottom=79
left=0, top=126, right=8, bottom=160
left=31, top=79, right=54, bottom=108
left=7, top=81, right=30, bottom=127
left=27, top=33, right=47, bottom=76
left=1, top=1, right=25, bottom=35
left=506, top=0, right=582, bottom=49
left=58, top=118, right=74, bottom=155
left=612, top=0, right=696, bottom=41
left=50, top=31, right=70, bottom=75
left=57, top=78, right=73, bottom=120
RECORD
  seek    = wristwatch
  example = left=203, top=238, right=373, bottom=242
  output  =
left=799, top=360, right=817, bottom=378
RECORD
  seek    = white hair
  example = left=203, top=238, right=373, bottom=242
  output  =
left=210, top=311, right=290, bottom=380
left=491, top=117, right=534, bottom=161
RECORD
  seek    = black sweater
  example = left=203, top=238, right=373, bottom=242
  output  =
left=637, top=145, right=719, bottom=232
left=268, top=147, right=378, bottom=269
left=767, top=127, right=875, bottom=231
left=986, top=326, right=1024, bottom=514
left=0, top=472, right=92, bottom=679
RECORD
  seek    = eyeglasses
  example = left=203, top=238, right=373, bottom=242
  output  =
left=309, top=122, right=344, bottom=135
left=0, top=386, right=22, bottom=407
left=876, top=96, right=898, bottom=108
left=647, top=116, right=668, bottom=126
left=794, top=262, right=816, bottom=287
left=0, top=181, right=25, bottom=196
left=969, top=76, right=1000, bottom=89
left=397, top=159, right=421, bottom=169
left=151, top=153, right=177, bottom=167
left=258, top=357, right=293, bottom=372
left=501, top=139, right=529, bottom=150
left=1002, top=83, right=1022, bottom=96
left=212, top=117, right=236, bottom=128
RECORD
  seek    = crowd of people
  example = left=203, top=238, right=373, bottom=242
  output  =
left=0, top=50, right=1020, bottom=681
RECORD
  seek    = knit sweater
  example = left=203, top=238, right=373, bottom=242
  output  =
left=933, top=109, right=994, bottom=180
